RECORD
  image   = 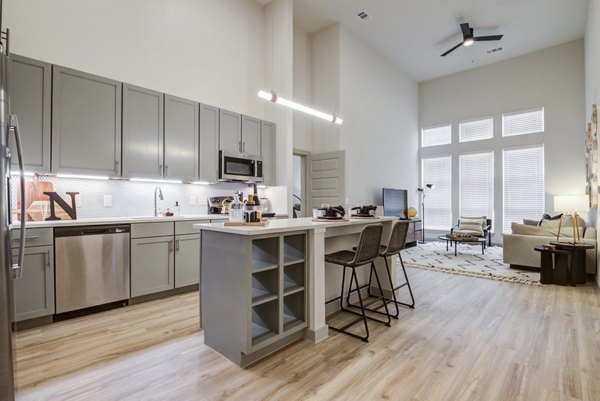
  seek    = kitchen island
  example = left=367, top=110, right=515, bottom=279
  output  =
left=194, top=216, right=397, bottom=366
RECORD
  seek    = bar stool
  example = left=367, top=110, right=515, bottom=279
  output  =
left=348, top=220, right=415, bottom=319
left=325, top=223, right=391, bottom=342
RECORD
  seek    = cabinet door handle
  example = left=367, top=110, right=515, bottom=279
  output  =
left=242, top=142, right=245, bottom=153
left=45, top=251, right=50, bottom=268
left=159, top=164, right=163, bottom=176
left=168, top=239, right=174, bottom=253
left=114, top=160, right=120, bottom=175
left=12, top=235, right=39, bottom=241
left=238, top=141, right=242, bottom=153
left=165, top=165, right=168, bottom=177
left=175, top=239, right=180, bottom=252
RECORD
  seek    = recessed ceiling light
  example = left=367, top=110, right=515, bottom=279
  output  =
left=357, top=11, right=370, bottom=22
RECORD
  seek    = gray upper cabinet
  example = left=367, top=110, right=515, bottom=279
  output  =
left=52, top=66, right=122, bottom=176
left=241, top=115, right=261, bottom=156
left=9, top=54, right=51, bottom=172
left=261, top=121, right=276, bottom=186
left=219, top=109, right=241, bottom=153
left=199, top=104, right=219, bottom=182
left=164, top=95, right=199, bottom=181
left=122, top=84, right=164, bottom=179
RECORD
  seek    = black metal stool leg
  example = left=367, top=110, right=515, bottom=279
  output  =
left=395, top=253, right=415, bottom=309
left=339, top=265, right=347, bottom=311
left=369, top=261, right=391, bottom=326
left=382, top=256, right=400, bottom=319
left=352, top=267, right=370, bottom=341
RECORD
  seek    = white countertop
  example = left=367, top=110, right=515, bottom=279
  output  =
left=11, top=214, right=228, bottom=229
left=194, top=216, right=397, bottom=236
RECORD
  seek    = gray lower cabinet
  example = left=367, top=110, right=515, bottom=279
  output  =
left=199, top=104, right=219, bottom=182
left=164, top=95, right=199, bottom=181
left=131, top=236, right=175, bottom=297
left=219, top=109, right=242, bottom=153
left=9, top=54, right=52, bottom=173
left=202, top=231, right=307, bottom=367
left=241, top=115, right=261, bottom=156
left=52, top=65, right=122, bottom=176
left=122, top=84, right=164, bottom=179
left=12, top=246, right=54, bottom=322
left=175, top=234, right=200, bottom=287
left=261, top=121, right=276, bottom=185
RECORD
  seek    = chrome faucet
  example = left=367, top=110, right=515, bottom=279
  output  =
left=154, top=186, right=164, bottom=217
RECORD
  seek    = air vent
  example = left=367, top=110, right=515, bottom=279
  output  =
left=356, top=11, right=370, bottom=21
left=487, top=47, right=503, bottom=54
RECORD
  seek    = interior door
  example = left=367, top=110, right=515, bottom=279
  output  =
left=307, top=151, right=345, bottom=210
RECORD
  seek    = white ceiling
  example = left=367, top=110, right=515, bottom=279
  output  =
left=294, top=0, right=589, bottom=82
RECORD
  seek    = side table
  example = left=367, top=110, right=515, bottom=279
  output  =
left=533, top=246, right=571, bottom=285
left=549, top=241, right=595, bottom=286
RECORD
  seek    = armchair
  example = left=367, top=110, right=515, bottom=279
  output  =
left=450, top=217, right=492, bottom=246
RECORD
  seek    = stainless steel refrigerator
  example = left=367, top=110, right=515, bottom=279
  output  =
left=0, top=25, right=28, bottom=401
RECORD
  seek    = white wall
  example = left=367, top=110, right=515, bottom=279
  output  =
left=5, top=0, right=266, bottom=118
left=339, top=26, right=419, bottom=207
left=420, top=40, right=586, bottom=239
left=293, top=26, right=313, bottom=152
left=585, top=0, right=600, bottom=286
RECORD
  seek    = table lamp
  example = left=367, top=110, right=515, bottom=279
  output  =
left=553, top=194, right=589, bottom=243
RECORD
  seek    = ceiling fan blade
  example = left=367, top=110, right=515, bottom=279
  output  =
left=441, top=42, right=464, bottom=57
left=460, top=23, right=471, bottom=38
left=475, top=34, right=504, bottom=42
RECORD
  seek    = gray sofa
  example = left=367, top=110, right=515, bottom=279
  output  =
left=503, top=218, right=597, bottom=274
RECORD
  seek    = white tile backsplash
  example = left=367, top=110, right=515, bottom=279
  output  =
left=10, top=176, right=264, bottom=219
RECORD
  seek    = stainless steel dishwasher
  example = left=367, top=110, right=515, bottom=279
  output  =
left=55, top=224, right=130, bottom=313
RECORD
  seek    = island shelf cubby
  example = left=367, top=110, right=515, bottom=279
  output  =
left=201, top=229, right=308, bottom=367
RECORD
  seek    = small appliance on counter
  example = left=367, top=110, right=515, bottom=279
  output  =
left=315, top=205, right=346, bottom=220
left=207, top=196, right=234, bottom=214
left=350, top=205, right=377, bottom=218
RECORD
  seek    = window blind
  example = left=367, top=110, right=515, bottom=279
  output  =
left=459, top=152, right=494, bottom=222
left=502, top=108, right=544, bottom=137
left=422, top=156, right=452, bottom=230
left=421, top=124, right=451, bottom=147
left=459, top=118, right=493, bottom=142
left=503, top=146, right=545, bottom=233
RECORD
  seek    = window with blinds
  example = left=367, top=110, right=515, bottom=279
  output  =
left=459, top=152, right=494, bottom=222
left=422, top=156, right=452, bottom=230
left=502, top=108, right=544, bottom=137
left=502, top=146, right=545, bottom=233
left=459, top=117, right=493, bottom=142
left=421, top=124, right=451, bottom=147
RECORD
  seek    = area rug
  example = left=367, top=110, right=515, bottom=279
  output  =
left=400, top=241, right=541, bottom=285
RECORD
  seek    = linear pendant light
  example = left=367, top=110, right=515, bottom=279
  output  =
left=258, top=90, right=343, bottom=125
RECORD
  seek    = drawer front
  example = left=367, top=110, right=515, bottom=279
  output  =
left=175, top=220, right=210, bottom=235
left=11, top=227, right=53, bottom=249
left=131, top=222, right=174, bottom=239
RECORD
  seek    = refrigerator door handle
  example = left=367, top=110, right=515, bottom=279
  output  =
left=9, top=114, right=26, bottom=280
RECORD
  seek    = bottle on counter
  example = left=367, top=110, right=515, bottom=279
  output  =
left=174, top=201, right=181, bottom=216
left=229, top=194, right=244, bottom=222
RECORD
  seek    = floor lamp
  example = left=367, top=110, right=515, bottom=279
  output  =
left=418, top=184, right=435, bottom=243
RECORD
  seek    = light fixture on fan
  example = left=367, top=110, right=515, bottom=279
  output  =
left=258, top=90, right=343, bottom=125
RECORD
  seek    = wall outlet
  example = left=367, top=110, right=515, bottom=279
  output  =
left=190, top=195, right=197, bottom=206
left=103, top=195, right=113, bottom=207
left=75, top=194, right=82, bottom=208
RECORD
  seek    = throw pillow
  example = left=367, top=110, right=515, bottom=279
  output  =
left=539, top=213, right=562, bottom=225
left=523, top=219, right=540, bottom=226
left=456, top=216, right=486, bottom=236
left=511, top=222, right=545, bottom=236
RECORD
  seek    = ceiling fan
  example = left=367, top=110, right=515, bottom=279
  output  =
left=440, top=22, right=503, bottom=57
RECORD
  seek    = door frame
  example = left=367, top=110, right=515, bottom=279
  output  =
left=293, top=149, right=310, bottom=218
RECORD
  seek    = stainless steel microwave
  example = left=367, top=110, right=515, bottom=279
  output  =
left=219, top=151, right=263, bottom=182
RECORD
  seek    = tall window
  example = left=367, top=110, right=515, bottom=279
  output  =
left=503, top=146, right=545, bottom=232
left=459, top=152, right=494, bottom=221
left=422, top=156, right=452, bottom=230
left=422, top=124, right=451, bottom=147
left=459, top=117, right=493, bottom=142
left=502, top=108, right=544, bottom=137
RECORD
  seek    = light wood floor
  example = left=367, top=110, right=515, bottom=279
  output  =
left=15, top=268, right=600, bottom=401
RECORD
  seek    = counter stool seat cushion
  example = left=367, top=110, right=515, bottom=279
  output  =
left=325, top=250, right=357, bottom=265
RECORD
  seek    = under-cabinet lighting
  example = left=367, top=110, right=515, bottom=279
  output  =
left=257, top=185, right=267, bottom=189
left=10, top=171, right=35, bottom=177
left=258, top=90, right=343, bottom=125
left=56, top=173, right=109, bottom=180
left=190, top=181, right=210, bottom=185
left=130, top=177, right=183, bottom=184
